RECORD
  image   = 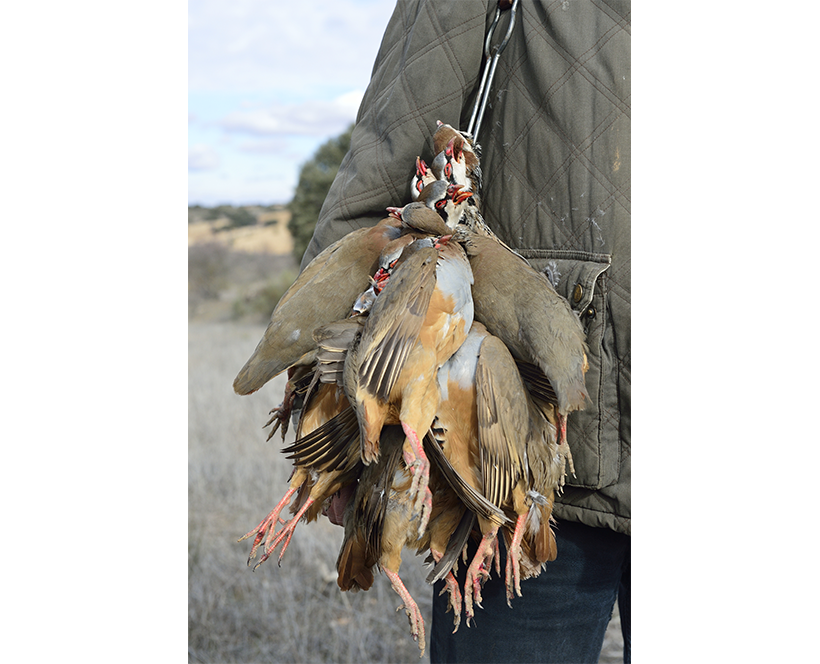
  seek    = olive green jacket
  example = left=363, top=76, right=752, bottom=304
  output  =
left=303, top=0, right=630, bottom=535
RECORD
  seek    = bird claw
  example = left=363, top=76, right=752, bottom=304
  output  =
left=239, top=511, right=280, bottom=563
left=504, top=555, right=519, bottom=607
left=384, top=568, right=426, bottom=657
left=265, top=378, right=301, bottom=441
left=463, top=532, right=497, bottom=623
left=439, top=574, right=463, bottom=632
left=402, top=425, right=433, bottom=535
left=238, top=488, right=298, bottom=566
left=504, top=514, right=526, bottom=605
left=264, top=404, right=288, bottom=441
left=256, top=496, right=315, bottom=567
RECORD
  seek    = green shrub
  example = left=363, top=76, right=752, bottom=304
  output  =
left=287, top=124, right=353, bottom=263
left=231, top=270, right=298, bottom=322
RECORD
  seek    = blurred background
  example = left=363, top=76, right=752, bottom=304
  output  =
left=188, top=0, right=397, bottom=207
left=188, top=1, right=623, bottom=661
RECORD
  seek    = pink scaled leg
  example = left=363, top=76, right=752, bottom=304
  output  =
left=431, top=548, right=463, bottom=632
left=238, top=486, right=298, bottom=565
left=255, top=497, right=315, bottom=569
left=463, top=529, right=498, bottom=625
left=401, top=422, right=433, bottom=537
left=384, top=568, right=426, bottom=657
left=504, top=514, right=527, bottom=606
left=556, top=412, right=576, bottom=479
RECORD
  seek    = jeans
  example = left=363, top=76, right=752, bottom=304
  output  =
left=430, top=520, right=630, bottom=664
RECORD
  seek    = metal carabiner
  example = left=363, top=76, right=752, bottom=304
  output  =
left=465, top=0, right=519, bottom=144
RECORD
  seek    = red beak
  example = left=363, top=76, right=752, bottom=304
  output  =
left=447, top=184, right=473, bottom=205
left=415, top=156, right=427, bottom=177
left=454, top=189, right=474, bottom=204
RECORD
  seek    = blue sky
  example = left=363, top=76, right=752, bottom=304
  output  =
left=188, top=0, right=398, bottom=206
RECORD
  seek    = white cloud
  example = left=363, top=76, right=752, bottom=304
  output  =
left=237, top=138, right=289, bottom=154
left=188, top=144, right=221, bottom=171
left=188, top=0, right=396, bottom=95
left=188, top=0, right=396, bottom=204
left=220, top=91, right=363, bottom=137
left=189, top=173, right=297, bottom=206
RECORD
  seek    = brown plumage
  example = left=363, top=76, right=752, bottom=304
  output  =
left=239, top=318, right=365, bottom=568
left=335, top=423, right=493, bottom=650
left=233, top=216, right=407, bottom=396
left=345, top=235, right=474, bottom=536
left=429, top=322, right=536, bottom=621
left=454, top=225, right=589, bottom=449
left=336, top=426, right=430, bottom=654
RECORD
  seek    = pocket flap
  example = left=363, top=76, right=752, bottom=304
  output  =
left=517, top=249, right=611, bottom=315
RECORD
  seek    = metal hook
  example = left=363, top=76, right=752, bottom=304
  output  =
left=465, top=0, right=519, bottom=144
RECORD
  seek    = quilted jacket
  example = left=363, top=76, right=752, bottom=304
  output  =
left=302, top=0, right=630, bottom=535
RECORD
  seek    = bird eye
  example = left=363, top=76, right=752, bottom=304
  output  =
left=444, top=163, right=452, bottom=178
left=435, top=199, right=446, bottom=209
left=416, top=180, right=423, bottom=192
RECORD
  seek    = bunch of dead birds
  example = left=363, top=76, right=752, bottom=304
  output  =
left=233, top=121, right=589, bottom=656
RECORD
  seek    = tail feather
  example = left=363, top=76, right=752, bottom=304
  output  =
left=336, top=533, right=374, bottom=591
left=535, top=511, right=557, bottom=563
left=524, top=493, right=558, bottom=564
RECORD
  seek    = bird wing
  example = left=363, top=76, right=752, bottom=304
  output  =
left=314, top=317, right=366, bottom=386
left=514, top=358, right=558, bottom=406
left=233, top=219, right=402, bottom=396
left=423, top=430, right=509, bottom=525
left=426, top=507, right=475, bottom=584
left=458, top=228, right=589, bottom=413
left=474, top=335, right=529, bottom=509
left=356, top=245, right=438, bottom=402
left=283, top=406, right=361, bottom=474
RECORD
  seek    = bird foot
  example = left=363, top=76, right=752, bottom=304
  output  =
left=401, top=423, right=433, bottom=536
left=432, top=549, right=463, bottom=632
left=238, top=487, right=298, bottom=564
left=255, top=497, right=315, bottom=569
left=463, top=531, right=497, bottom=623
left=504, top=514, right=527, bottom=606
left=263, top=403, right=290, bottom=442
left=264, top=379, right=299, bottom=441
left=556, top=413, right=576, bottom=479
left=384, top=568, right=426, bottom=657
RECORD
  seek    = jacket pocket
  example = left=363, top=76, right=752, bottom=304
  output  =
left=516, top=249, right=617, bottom=490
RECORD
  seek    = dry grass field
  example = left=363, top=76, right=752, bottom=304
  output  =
left=188, top=207, right=294, bottom=255
left=188, top=320, right=624, bottom=663
left=189, top=322, right=439, bottom=663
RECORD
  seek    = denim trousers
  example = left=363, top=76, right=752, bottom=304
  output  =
left=430, top=520, right=630, bottom=664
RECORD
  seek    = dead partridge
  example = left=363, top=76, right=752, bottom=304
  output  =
left=336, top=426, right=434, bottom=656
left=454, top=225, right=589, bottom=449
left=232, top=217, right=409, bottom=397
left=239, top=318, right=364, bottom=568
left=345, top=234, right=474, bottom=536
left=501, top=395, right=571, bottom=589
left=336, top=423, right=488, bottom=653
left=432, top=121, right=483, bottom=206
left=429, top=321, right=536, bottom=622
